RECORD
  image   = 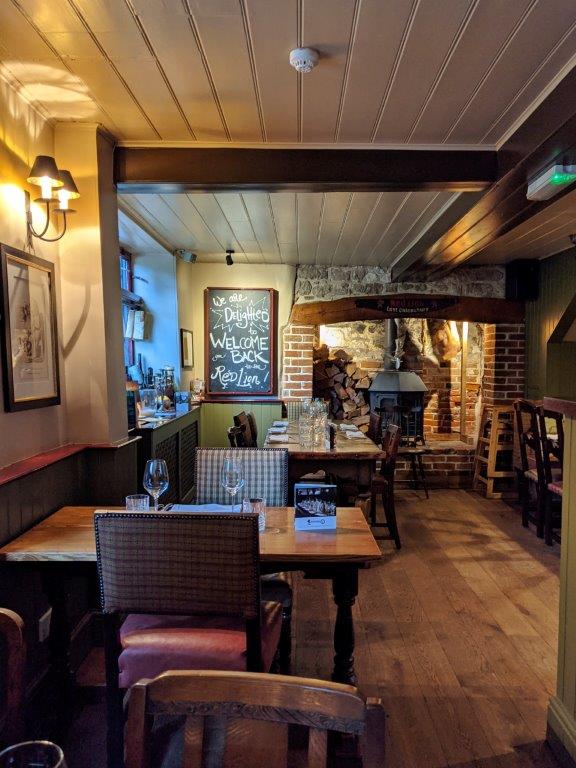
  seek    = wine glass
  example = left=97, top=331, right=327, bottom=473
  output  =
left=220, top=458, right=245, bottom=512
left=143, top=459, right=169, bottom=512
left=0, top=741, right=67, bottom=767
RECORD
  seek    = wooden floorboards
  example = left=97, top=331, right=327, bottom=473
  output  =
left=63, top=489, right=562, bottom=767
left=293, top=489, right=561, bottom=768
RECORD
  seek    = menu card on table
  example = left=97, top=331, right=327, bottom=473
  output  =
left=294, top=484, right=337, bottom=531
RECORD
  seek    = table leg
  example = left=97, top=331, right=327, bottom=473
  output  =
left=331, top=567, right=359, bottom=685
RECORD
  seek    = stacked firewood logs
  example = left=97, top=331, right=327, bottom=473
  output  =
left=313, top=344, right=374, bottom=431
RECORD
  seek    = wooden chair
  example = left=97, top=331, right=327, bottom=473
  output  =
left=125, top=670, right=385, bottom=768
left=227, top=425, right=247, bottom=448
left=366, top=411, right=383, bottom=446
left=95, top=512, right=282, bottom=768
left=0, top=608, right=25, bottom=747
left=233, top=412, right=257, bottom=448
left=537, top=406, right=564, bottom=546
left=514, top=399, right=546, bottom=536
left=369, top=424, right=402, bottom=549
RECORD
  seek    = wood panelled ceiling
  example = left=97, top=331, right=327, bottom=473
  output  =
left=2, top=0, right=576, bottom=147
left=118, top=189, right=479, bottom=265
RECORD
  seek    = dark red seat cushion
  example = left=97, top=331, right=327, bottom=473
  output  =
left=118, top=601, right=282, bottom=688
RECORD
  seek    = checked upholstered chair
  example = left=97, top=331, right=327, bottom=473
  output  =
left=95, top=512, right=282, bottom=768
left=194, top=448, right=289, bottom=506
left=195, top=447, right=293, bottom=673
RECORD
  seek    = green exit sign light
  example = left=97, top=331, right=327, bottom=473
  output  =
left=527, top=164, right=576, bottom=201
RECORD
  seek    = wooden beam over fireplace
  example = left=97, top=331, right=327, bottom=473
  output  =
left=290, top=295, right=524, bottom=325
left=114, top=147, right=496, bottom=193
left=392, top=66, right=576, bottom=280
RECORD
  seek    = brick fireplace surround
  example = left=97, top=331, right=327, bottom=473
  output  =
left=281, top=320, right=525, bottom=489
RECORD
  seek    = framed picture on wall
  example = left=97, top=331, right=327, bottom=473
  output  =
left=0, top=244, right=61, bottom=411
left=180, top=328, right=194, bottom=369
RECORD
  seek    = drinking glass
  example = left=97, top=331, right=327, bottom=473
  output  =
left=242, top=498, right=266, bottom=532
left=298, top=412, right=314, bottom=449
left=143, top=459, right=169, bottom=512
left=0, top=741, right=67, bottom=768
left=126, top=494, right=150, bottom=511
left=220, top=458, right=245, bottom=513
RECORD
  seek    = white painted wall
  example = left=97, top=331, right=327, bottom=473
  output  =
left=0, top=77, right=69, bottom=467
left=132, top=250, right=180, bottom=383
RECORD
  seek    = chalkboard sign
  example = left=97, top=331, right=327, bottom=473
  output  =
left=205, top=288, right=277, bottom=396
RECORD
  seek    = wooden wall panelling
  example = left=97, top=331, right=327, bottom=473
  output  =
left=524, top=249, right=576, bottom=400
left=84, top=441, right=140, bottom=507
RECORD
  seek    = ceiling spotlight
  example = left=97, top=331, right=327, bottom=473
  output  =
left=226, top=249, right=234, bottom=266
left=289, top=47, right=319, bottom=74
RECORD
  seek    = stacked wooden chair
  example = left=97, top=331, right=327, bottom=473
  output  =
left=514, top=399, right=563, bottom=544
left=233, top=411, right=258, bottom=447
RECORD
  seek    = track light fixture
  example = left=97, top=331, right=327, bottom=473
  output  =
left=225, top=249, right=234, bottom=266
left=25, top=155, right=80, bottom=242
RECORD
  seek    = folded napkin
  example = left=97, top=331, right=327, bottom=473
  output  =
left=346, top=430, right=366, bottom=439
left=268, top=426, right=287, bottom=434
left=268, top=433, right=289, bottom=443
left=339, top=423, right=358, bottom=431
left=272, top=420, right=289, bottom=427
left=168, top=504, right=236, bottom=513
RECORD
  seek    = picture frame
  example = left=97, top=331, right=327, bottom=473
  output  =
left=180, top=328, right=194, bottom=369
left=0, top=244, right=61, bottom=411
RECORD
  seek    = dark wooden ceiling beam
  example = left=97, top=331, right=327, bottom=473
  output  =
left=290, top=294, right=524, bottom=325
left=392, top=66, right=576, bottom=280
left=114, top=147, right=496, bottom=193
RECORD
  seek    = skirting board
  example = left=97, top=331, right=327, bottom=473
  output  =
left=548, top=696, right=576, bottom=767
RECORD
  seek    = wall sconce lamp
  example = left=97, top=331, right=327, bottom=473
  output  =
left=25, top=155, right=80, bottom=242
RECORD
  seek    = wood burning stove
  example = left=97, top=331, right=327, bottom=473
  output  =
left=368, top=371, right=428, bottom=443
left=368, top=318, right=428, bottom=444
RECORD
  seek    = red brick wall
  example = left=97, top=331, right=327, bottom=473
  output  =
left=482, top=323, right=525, bottom=405
left=281, top=323, right=316, bottom=400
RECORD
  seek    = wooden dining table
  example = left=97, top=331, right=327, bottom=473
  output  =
left=0, top=505, right=381, bottom=687
left=265, top=421, right=384, bottom=501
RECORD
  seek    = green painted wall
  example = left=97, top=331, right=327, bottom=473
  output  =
left=200, top=402, right=283, bottom=447
left=525, top=249, right=576, bottom=399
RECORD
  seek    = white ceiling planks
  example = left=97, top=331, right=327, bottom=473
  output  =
left=118, top=190, right=482, bottom=268
left=2, top=0, right=575, bottom=145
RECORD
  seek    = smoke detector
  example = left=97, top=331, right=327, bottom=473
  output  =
left=289, top=48, right=319, bottom=74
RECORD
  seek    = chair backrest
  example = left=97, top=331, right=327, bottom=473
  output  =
left=284, top=400, right=308, bottom=422
left=367, top=411, right=383, bottom=446
left=227, top=425, right=247, bottom=448
left=0, top=608, right=25, bottom=746
left=195, top=448, right=289, bottom=505
left=537, top=406, right=564, bottom=484
left=125, top=670, right=385, bottom=768
left=514, top=399, right=545, bottom=484
left=380, top=423, right=401, bottom=477
left=95, top=512, right=261, bottom=620
left=233, top=412, right=257, bottom=448
left=246, top=412, right=258, bottom=444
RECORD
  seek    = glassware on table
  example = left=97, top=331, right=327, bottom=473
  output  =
left=125, top=494, right=150, bottom=511
left=220, top=458, right=245, bottom=513
left=143, top=459, right=169, bottom=512
left=298, top=412, right=314, bottom=449
left=242, top=498, right=266, bottom=532
left=138, top=388, right=157, bottom=418
left=312, top=399, right=328, bottom=448
left=0, top=741, right=67, bottom=768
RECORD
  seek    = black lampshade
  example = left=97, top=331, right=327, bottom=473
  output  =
left=27, top=155, right=63, bottom=188
left=57, top=169, right=80, bottom=199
